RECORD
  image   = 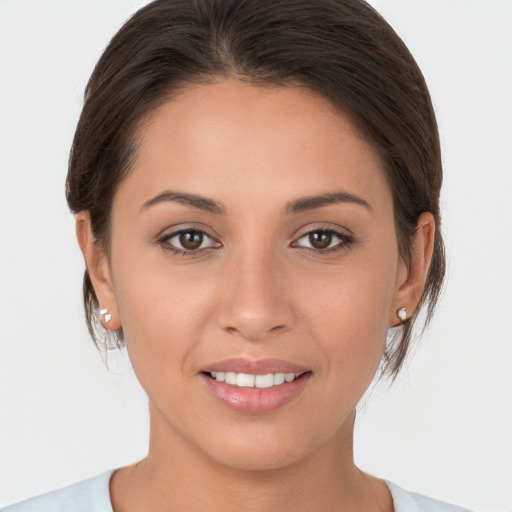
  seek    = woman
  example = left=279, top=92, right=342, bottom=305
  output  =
left=0, top=0, right=479, bottom=510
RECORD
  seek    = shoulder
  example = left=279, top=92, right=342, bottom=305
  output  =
left=387, top=481, right=476, bottom=512
left=1, top=470, right=115, bottom=512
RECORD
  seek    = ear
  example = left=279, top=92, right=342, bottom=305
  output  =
left=389, top=212, right=436, bottom=326
left=75, top=212, right=121, bottom=331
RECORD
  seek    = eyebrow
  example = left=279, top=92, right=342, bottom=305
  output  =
left=140, top=189, right=372, bottom=215
left=140, top=190, right=226, bottom=214
left=285, top=191, right=372, bottom=213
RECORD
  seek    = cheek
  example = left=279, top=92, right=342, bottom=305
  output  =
left=287, top=255, right=397, bottom=445
left=300, top=245, right=398, bottom=380
left=110, top=246, right=225, bottom=397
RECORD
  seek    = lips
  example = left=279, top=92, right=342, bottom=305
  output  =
left=201, top=357, right=309, bottom=375
left=201, top=358, right=311, bottom=414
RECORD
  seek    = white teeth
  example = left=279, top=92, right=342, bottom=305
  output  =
left=236, top=373, right=255, bottom=387
left=225, top=372, right=237, bottom=385
left=255, top=374, right=274, bottom=388
left=210, top=371, right=301, bottom=388
left=273, top=372, right=285, bottom=385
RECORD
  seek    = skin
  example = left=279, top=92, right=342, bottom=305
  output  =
left=77, top=79, right=435, bottom=511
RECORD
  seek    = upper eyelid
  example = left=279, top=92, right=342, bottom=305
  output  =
left=294, top=226, right=352, bottom=241
left=298, top=228, right=346, bottom=237
left=158, top=225, right=219, bottom=241
left=290, top=219, right=354, bottom=238
left=162, top=228, right=213, bottom=238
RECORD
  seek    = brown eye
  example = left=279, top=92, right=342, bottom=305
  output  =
left=293, top=228, right=352, bottom=252
left=179, top=231, right=203, bottom=250
left=308, top=231, right=332, bottom=249
left=160, top=229, right=220, bottom=254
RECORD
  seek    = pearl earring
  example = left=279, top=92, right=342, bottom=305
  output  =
left=397, top=307, right=407, bottom=322
left=100, top=308, right=112, bottom=324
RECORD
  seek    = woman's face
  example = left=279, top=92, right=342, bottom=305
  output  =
left=95, top=80, right=410, bottom=470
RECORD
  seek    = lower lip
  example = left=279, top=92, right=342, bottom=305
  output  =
left=202, top=373, right=311, bottom=414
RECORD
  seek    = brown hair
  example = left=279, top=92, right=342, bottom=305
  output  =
left=66, top=0, right=445, bottom=378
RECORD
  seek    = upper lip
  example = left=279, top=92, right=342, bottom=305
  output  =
left=201, top=357, right=310, bottom=375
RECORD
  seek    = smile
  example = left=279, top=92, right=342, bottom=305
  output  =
left=201, top=358, right=312, bottom=414
left=209, top=371, right=301, bottom=388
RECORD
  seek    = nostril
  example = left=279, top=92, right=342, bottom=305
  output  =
left=222, top=322, right=289, bottom=342
left=216, top=292, right=295, bottom=341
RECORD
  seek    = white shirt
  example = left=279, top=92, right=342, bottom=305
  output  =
left=1, top=470, right=475, bottom=511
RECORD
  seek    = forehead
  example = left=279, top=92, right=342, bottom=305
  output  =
left=118, top=79, right=390, bottom=213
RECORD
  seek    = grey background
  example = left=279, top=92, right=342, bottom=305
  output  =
left=1, top=1, right=511, bottom=510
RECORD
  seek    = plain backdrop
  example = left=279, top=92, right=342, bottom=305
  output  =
left=0, top=1, right=511, bottom=510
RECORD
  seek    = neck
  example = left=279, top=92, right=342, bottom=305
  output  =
left=110, top=406, right=391, bottom=512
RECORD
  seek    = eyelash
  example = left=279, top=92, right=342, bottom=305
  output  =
left=157, top=228, right=220, bottom=256
left=157, top=228, right=354, bottom=256
left=292, top=228, right=354, bottom=253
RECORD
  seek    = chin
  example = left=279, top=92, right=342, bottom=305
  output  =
left=194, top=421, right=326, bottom=473
left=207, top=443, right=309, bottom=473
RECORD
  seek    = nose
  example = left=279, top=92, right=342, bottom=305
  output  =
left=216, top=249, right=295, bottom=342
